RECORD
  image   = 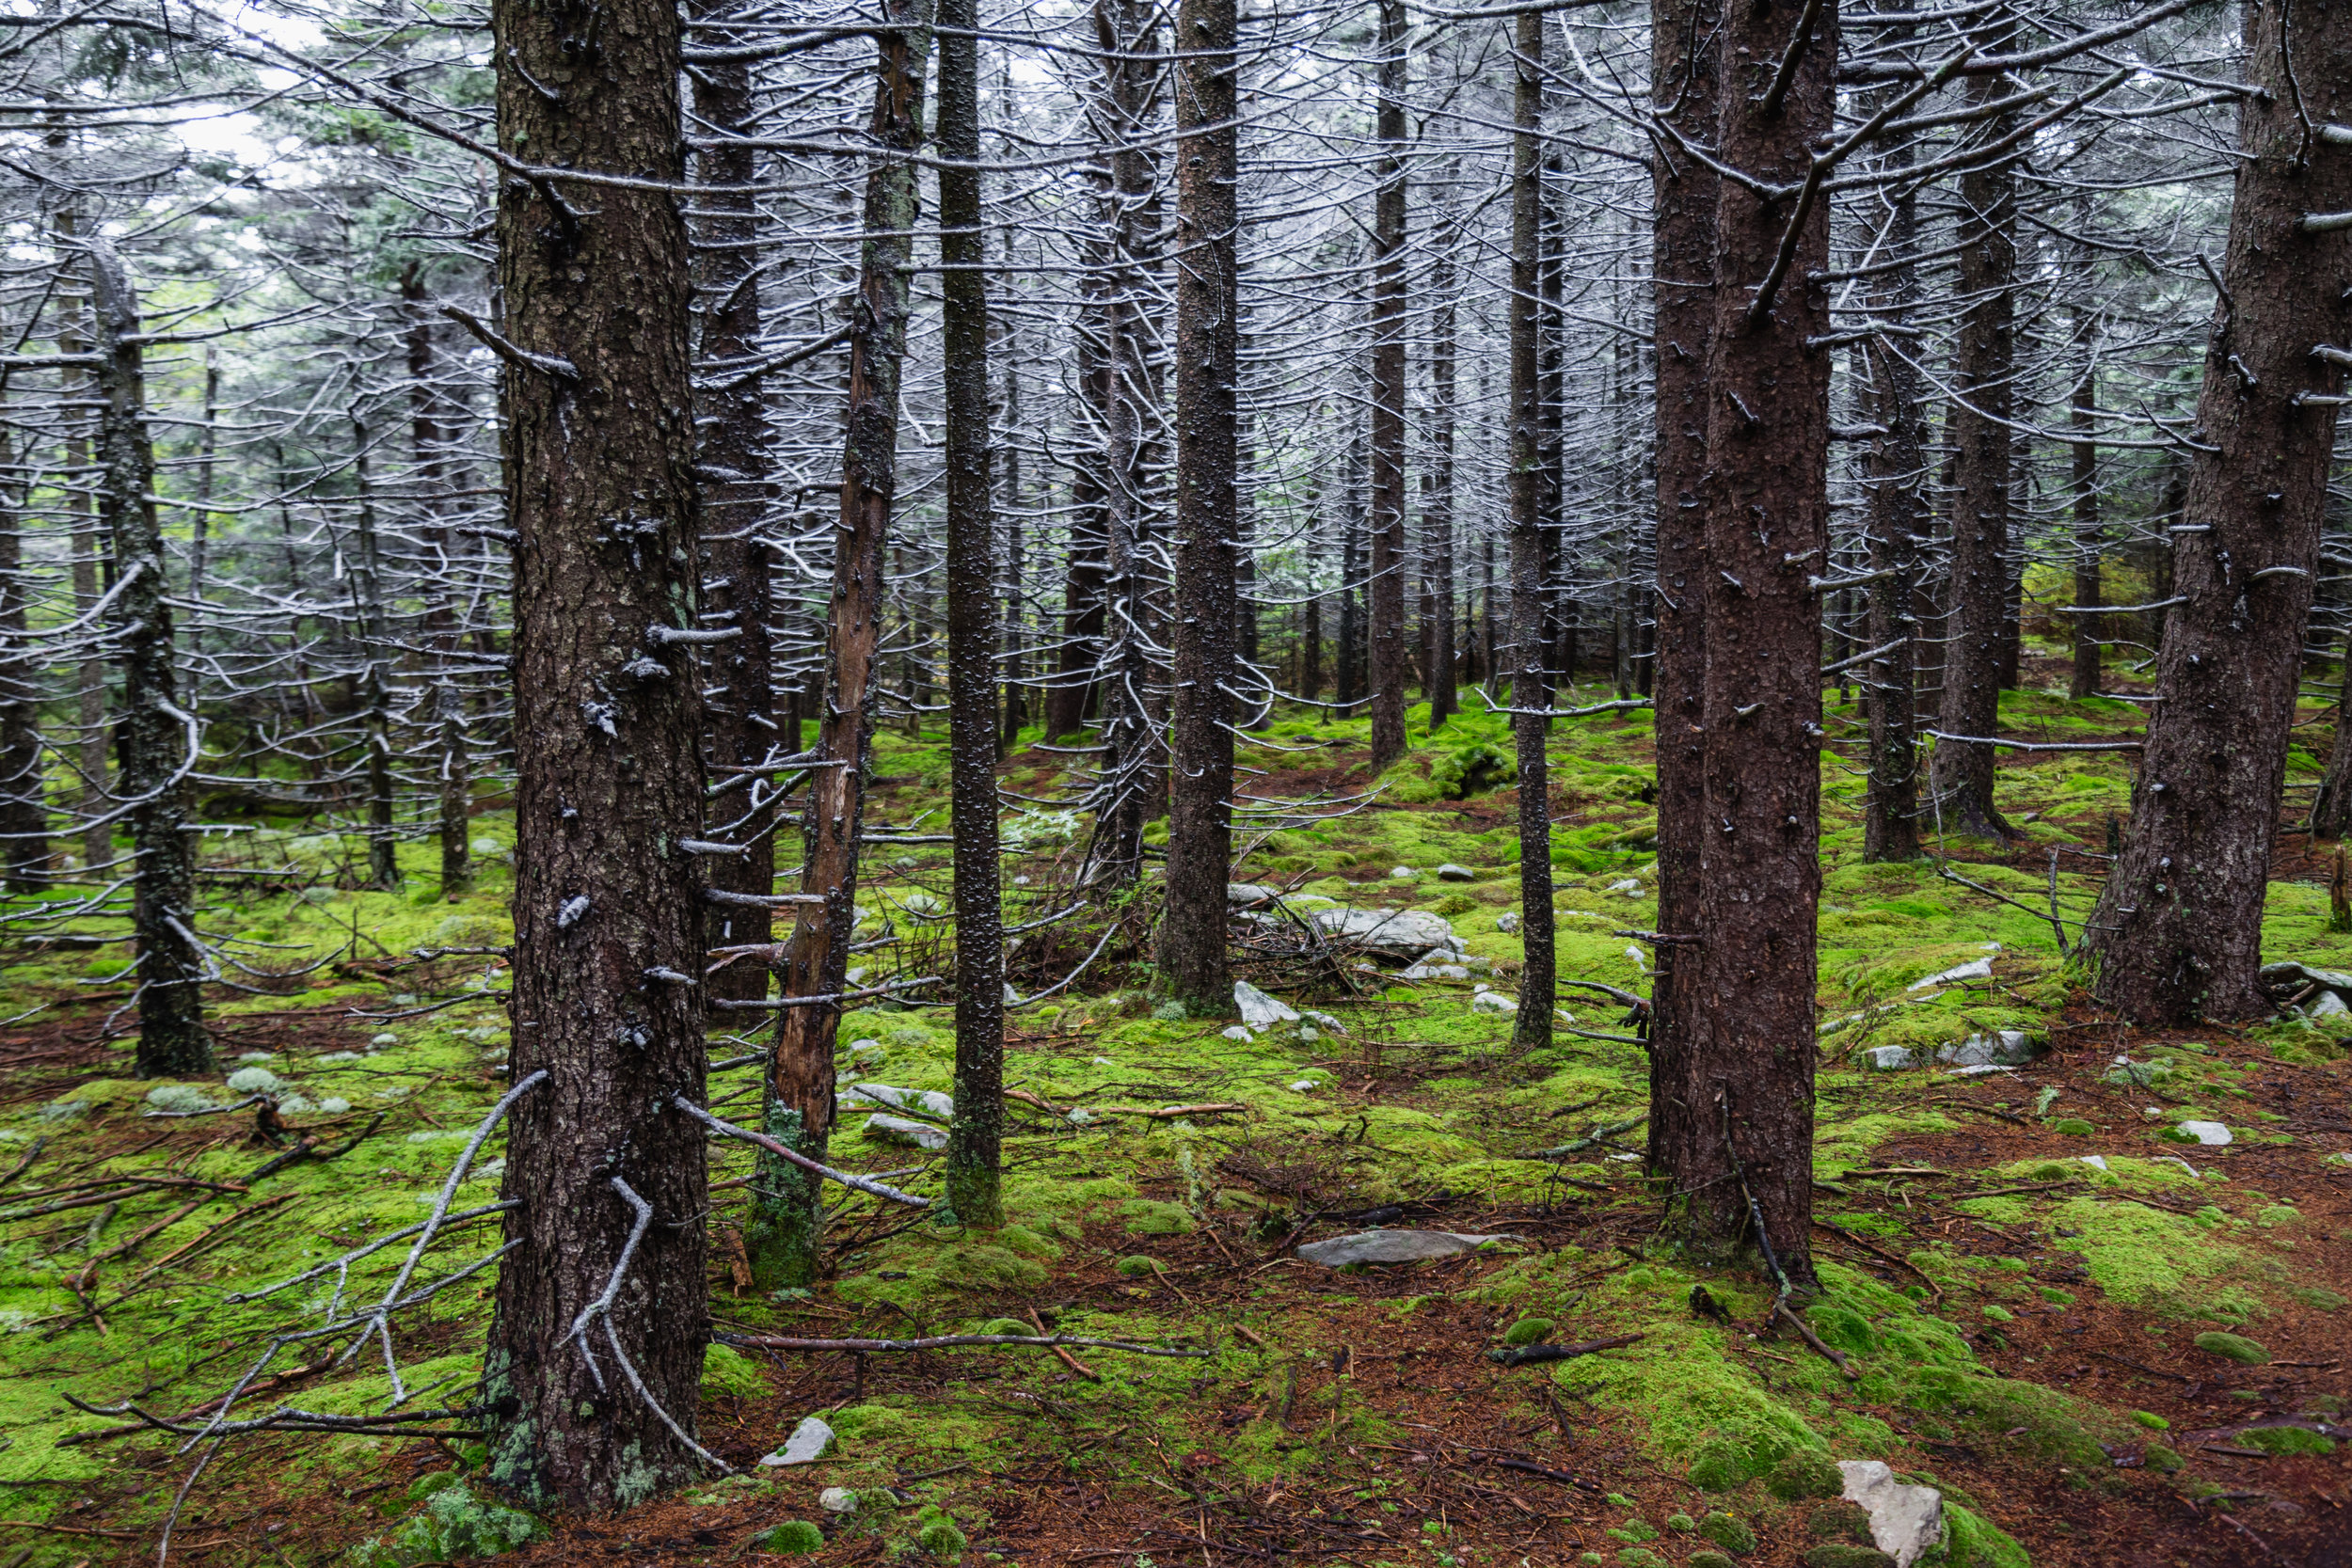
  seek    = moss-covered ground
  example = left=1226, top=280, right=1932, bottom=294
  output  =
left=1, top=655, right=2347, bottom=1565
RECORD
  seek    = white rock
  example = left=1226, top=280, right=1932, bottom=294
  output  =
left=469, top=835, right=503, bottom=855
left=845, top=1083, right=953, bottom=1119
left=1234, top=980, right=1299, bottom=1028
left=1943, top=1064, right=2015, bottom=1078
left=2156, top=1156, right=2201, bottom=1179
left=762, top=1417, right=834, bottom=1466
left=844, top=967, right=869, bottom=986
left=1470, top=990, right=1518, bottom=1014
left=1012, top=874, right=1030, bottom=886
left=1436, top=863, right=1475, bottom=882
left=1302, top=1010, right=1347, bottom=1036
left=1942, top=1030, right=2041, bottom=1068
left=1004, top=983, right=1020, bottom=1006
left=1860, top=1045, right=1918, bottom=1071
left=1836, top=1460, right=1946, bottom=1568
left=1092, top=1055, right=1115, bottom=1066
left=819, top=1486, right=859, bottom=1514
left=1389, top=865, right=1419, bottom=880
left=1220, top=1026, right=1254, bottom=1043
left=1909, top=957, right=1993, bottom=990
left=1400, top=961, right=1470, bottom=980
left=1227, top=882, right=1280, bottom=905
left=849, top=1038, right=882, bottom=1057
left=2078, top=1155, right=2108, bottom=1172
left=1310, top=906, right=1464, bottom=957
left=1607, top=879, right=1640, bottom=895
left=862, top=1114, right=946, bottom=1150
left=317, top=1052, right=362, bottom=1064
left=1624, top=945, right=1647, bottom=973
left=1297, top=1229, right=1520, bottom=1266
left=319, top=1097, right=352, bottom=1115
left=1289, top=1080, right=1318, bottom=1093
left=371, top=1033, right=399, bottom=1049
left=2176, top=1120, right=2233, bottom=1147
left=1496, top=911, right=1520, bottom=934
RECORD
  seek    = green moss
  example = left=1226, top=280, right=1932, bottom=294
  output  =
left=2050, top=1118, right=2095, bottom=1137
left=1944, top=1503, right=2030, bottom=1568
left=1767, top=1448, right=1846, bottom=1500
left=359, top=1482, right=542, bottom=1563
left=701, top=1343, right=767, bottom=1400
left=1804, top=1548, right=1895, bottom=1568
left=1503, top=1316, right=1555, bottom=1347
left=1120, top=1199, right=1196, bottom=1235
left=1806, top=1501, right=1871, bottom=1542
left=2131, top=1410, right=2169, bottom=1430
left=2192, top=1331, right=2270, bottom=1366
left=2240, top=1425, right=2334, bottom=1456
left=1115, top=1255, right=1166, bottom=1278
left=1609, top=1518, right=1660, bottom=1543
left=1697, top=1512, right=1756, bottom=1554
left=751, top=1519, right=825, bottom=1554
left=1689, top=1555, right=1739, bottom=1568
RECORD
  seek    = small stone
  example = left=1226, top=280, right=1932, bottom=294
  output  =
left=2078, top=1155, right=2107, bottom=1172
left=1496, top=911, right=1520, bottom=934
left=1289, top=1080, right=1317, bottom=1092
left=2311, top=990, right=2350, bottom=1019
left=1003, top=983, right=1020, bottom=1006
left=818, top=1487, right=859, bottom=1514
left=371, top=1033, right=399, bottom=1049
left=1302, top=1010, right=1347, bottom=1035
left=1436, top=863, right=1475, bottom=881
left=318, top=1097, right=352, bottom=1114
left=1470, top=990, right=1518, bottom=1014
left=1836, top=1459, right=1944, bottom=1568
left=1940, top=1030, right=2041, bottom=1068
left=2175, top=1119, right=2233, bottom=1146
left=1234, top=980, right=1299, bottom=1028
left=1389, top=865, right=1419, bottom=880
left=1220, top=1026, right=1254, bottom=1043
left=762, top=1416, right=834, bottom=1466
left=1859, top=1046, right=1917, bottom=1071
left=2192, top=1330, right=2270, bottom=1366
left=1012, top=874, right=1030, bottom=885
left=862, top=1114, right=946, bottom=1150
left=1295, top=1228, right=1519, bottom=1266
left=1227, top=882, right=1280, bottom=905
left=1908, top=957, right=1992, bottom=990
left=849, top=1038, right=882, bottom=1057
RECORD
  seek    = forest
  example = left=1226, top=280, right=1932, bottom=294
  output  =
left=0, top=0, right=2347, bottom=1563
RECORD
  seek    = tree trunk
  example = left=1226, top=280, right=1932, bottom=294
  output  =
left=1657, top=0, right=1836, bottom=1289
left=0, top=405, right=47, bottom=890
left=747, top=0, right=937, bottom=1287
left=189, top=352, right=216, bottom=657
left=938, top=0, right=1005, bottom=1229
left=87, top=244, right=209, bottom=1081
left=1365, top=0, right=1409, bottom=766
left=1156, top=0, right=1238, bottom=1012
left=399, top=276, right=474, bottom=897
left=480, top=0, right=710, bottom=1505
left=1506, top=10, right=1553, bottom=1053
left=2067, top=308, right=2104, bottom=702
left=348, top=412, right=398, bottom=892
left=1863, top=104, right=1921, bottom=863
left=1930, top=57, right=2020, bottom=839
left=1337, top=419, right=1361, bottom=713
left=1000, top=346, right=1026, bottom=752
left=2087, top=2, right=2352, bottom=1022
left=1645, top=0, right=1719, bottom=1180
left=2312, top=630, right=2352, bottom=841
left=691, top=0, right=781, bottom=1006
left=1423, top=208, right=1459, bottom=732
left=1536, top=165, right=1567, bottom=710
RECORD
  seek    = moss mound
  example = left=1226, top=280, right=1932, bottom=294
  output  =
left=2192, top=1331, right=2270, bottom=1365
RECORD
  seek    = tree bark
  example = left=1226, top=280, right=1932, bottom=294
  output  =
left=87, top=245, right=208, bottom=1079
left=2067, top=307, right=2104, bottom=702
left=1155, top=0, right=1238, bottom=1013
left=1645, top=0, right=1719, bottom=1181
left=938, top=0, right=1004, bottom=1229
left=1506, top=10, right=1553, bottom=1053
left=1422, top=206, right=1459, bottom=732
left=399, top=270, right=473, bottom=896
left=480, top=0, right=710, bottom=1505
left=2087, top=1, right=2352, bottom=1023
left=348, top=412, right=399, bottom=891
left=0, top=402, right=47, bottom=891
left=1929, top=56, right=2020, bottom=839
left=1863, top=106, right=1922, bottom=863
left=2312, top=629, right=2352, bottom=841
left=747, top=0, right=937, bottom=1286
left=1657, top=0, right=1836, bottom=1289
left=690, top=0, right=780, bottom=1006
left=1365, top=0, right=1409, bottom=766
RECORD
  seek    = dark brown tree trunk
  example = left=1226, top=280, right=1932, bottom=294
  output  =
left=1645, top=0, right=1719, bottom=1175
left=401, top=269, right=472, bottom=896
left=1863, top=119, right=1921, bottom=863
left=747, top=0, right=937, bottom=1286
left=1507, top=10, right=1553, bottom=1053
left=1365, top=0, right=1409, bottom=765
left=938, top=0, right=1005, bottom=1227
left=481, top=0, right=710, bottom=1505
left=88, top=244, right=209, bottom=1080
left=1657, top=0, right=1835, bottom=1289
left=691, top=0, right=780, bottom=1006
left=1156, top=0, right=1238, bottom=1012
left=1930, top=57, right=2019, bottom=839
left=2087, top=3, right=2352, bottom=1022
left=2067, top=307, right=2104, bottom=702
left=1423, top=212, right=1459, bottom=732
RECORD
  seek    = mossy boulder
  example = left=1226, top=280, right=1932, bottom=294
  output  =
left=1804, top=1548, right=1896, bottom=1568
left=1697, top=1511, right=1756, bottom=1555
left=2192, top=1331, right=2270, bottom=1366
left=1689, top=1555, right=1738, bottom=1568
left=1766, top=1447, right=1846, bottom=1500
left=1502, top=1317, right=1555, bottom=1347
left=2050, top=1118, right=2095, bottom=1137
left=1114, top=1255, right=1166, bottom=1278
left=751, top=1520, right=825, bottom=1554
left=2241, top=1425, right=2335, bottom=1457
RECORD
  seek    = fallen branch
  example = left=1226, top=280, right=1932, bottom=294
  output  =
left=717, top=1330, right=1211, bottom=1358
left=1486, top=1332, right=1645, bottom=1368
left=1535, top=1117, right=1648, bottom=1161
left=1775, top=1302, right=1858, bottom=1381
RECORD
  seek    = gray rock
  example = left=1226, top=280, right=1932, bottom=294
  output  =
left=844, top=1082, right=952, bottom=1119
left=1227, top=882, right=1281, bottom=906
left=1836, top=1460, right=1945, bottom=1568
left=1495, top=911, right=1520, bottom=934
left=1907, top=956, right=1993, bottom=990
left=1436, top=863, right=1476, bottom=881
left=1301, top=1009, right=1348, bottom=1036
left=1311, top=906, right=1464, bottom=958
left=1219, top=1026, right=1254, bottom=1043
left=2260, top=959, right=2352, bottom=1005
left=1941, top=1030, right=2041, bottom=1068
left=819, top=1486, right=859, bottom=1513
left=761, top=1416, right=834, bottom=1466
left=2312, top=990, right=2350, bottom=1019
left=1389, top=865, right=1420, bottom=880
left=861, top=1114, right=946, bottom=1150
left=1295, top=1228, right=1521, bottom=1267
left=1470, top=990, right=1518, bottom=1014
left=1860, top=1045, right=1918, bottom=1071
left=1401, top=961, right=1470, bottom=981
left=1234, top=980, right=1299, bottom=1028
left=2176, top=1119, right=2232, bottom=1147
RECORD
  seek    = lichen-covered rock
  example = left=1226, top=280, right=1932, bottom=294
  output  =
left=1836, top=1460, right=1945, bottom=1568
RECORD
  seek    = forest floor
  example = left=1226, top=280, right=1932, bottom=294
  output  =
left=1, top=657, right=2348, bottom=1568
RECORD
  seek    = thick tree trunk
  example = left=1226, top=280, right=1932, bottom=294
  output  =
left=1365, top=0, right=1409, bottom=766
left=691, top=0, right=780, bottom=1006
left=938, top=0, right=1004, bottom=1229
left=88, top=245, right=208, bottom=1079
left=2088, top=3, right=2352, bottom=1022
left=1645, top=0, right=1719, bottom=1179
left=747, top=0, right=937, bottom=1287
left=1930, top=60, right=2020, bottom=839
left=1156, top=0, right=1238, bottom=1012
left=399, top=271, right=472, bottom=896
left=481, top=0, right=710, bottom=1506
left=1506, top=10, right=1553, bottom=1053
left=1656, top=0, right=1835, bottom=1289
left=2067, top=309, right=2104, bottom=702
